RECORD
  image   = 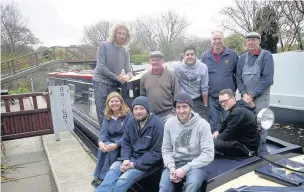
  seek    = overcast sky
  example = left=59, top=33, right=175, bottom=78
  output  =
left=3, top=0, right=235, bottom=47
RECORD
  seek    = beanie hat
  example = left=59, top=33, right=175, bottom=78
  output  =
left=132, top=96, right=151, bottom=113
left=173, top=92, right=193, bottom=108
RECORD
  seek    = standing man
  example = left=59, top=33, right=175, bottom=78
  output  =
left=93, top=22, right=133, bottom=126
left=159, top=92, right=214, bottom=192
left=140, top=51, right=180, bottom=123
left=172, top=46, right=209, bottom=121
left=201, top=30, right=239, bottom=132
left=96, top=96, right=164, bottom=192
left=236, top=32, right=274, bottom=143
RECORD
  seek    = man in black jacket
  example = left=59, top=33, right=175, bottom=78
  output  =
left=212, top=89, right=258, bottom=157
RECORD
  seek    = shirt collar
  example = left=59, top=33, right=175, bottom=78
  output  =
left=249, top=48, right=261, bottom=56
left=211, top=47, right=224, bottom=55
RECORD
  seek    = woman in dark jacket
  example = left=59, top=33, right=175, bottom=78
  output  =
left=91, top=91, right=130, bottom=187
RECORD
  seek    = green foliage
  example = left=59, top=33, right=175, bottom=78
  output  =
left=8, top=81, right=31, bottom=94
left=254, top=5, right=279, bottom=53
left=225, top=34, right=246, bottom=55
left=131, top=53, right=149, bottom=65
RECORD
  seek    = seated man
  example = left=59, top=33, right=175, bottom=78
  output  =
left=159, top=92, right=214, bottom=192
left=96, top=96, right=164, bottom=192
left=213, top=89, right=258, bottom=158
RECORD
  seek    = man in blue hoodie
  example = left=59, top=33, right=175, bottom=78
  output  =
left=96, top=96, right=164, bottom=192
left=213, top=89, right=258, bottom=158
left=172, top=46, right=209, bottom=121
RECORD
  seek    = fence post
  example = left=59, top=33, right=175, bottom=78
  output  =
left=35, top=52, right=39, bottom=66
left=53, top=47, right=56, bottom=60
left=12, top=60, right=16, bottom=74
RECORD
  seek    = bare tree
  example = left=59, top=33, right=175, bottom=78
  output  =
left=1, top=3, right=40, bottom=59
left=221, top=0, right=304, bottom=51
left=82, top=20, right=110, bottom=46
left=131, top=11, right=190, bottom=61
left=275, top=1, right=304, bottom=50
left=184, top=37, right=211, bottom=58
left=220, top=0, right=264, bottom=36
left=156, top=11, right=190, bottom=60
left=131, top=17, right=158, bottom=52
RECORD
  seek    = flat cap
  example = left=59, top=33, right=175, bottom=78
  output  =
left=246, top=32, right=261, bottom=40
left=149, top=51, right=164, bottom=58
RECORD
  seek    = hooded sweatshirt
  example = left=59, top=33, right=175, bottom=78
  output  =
left=217, top=100, right=258, bottom=151
left=172, top=59, right=209, bottom=99
left=162, top=112, right=214, bottom=173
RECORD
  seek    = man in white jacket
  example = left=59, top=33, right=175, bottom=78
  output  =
left=159, top=92, right=214, bottom=192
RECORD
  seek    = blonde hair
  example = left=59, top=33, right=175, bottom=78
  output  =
left=104, top=92, right=130, bottom=120
left=107, top=22, right=131, bottom=45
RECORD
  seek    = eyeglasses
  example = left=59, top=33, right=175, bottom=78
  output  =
left=219, top=97, right=232, bottom=105
left=185, top=53, right=195, bottom=56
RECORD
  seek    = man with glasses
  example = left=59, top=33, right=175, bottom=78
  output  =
left=201, top=30, right=238, bottom=133
left=172, top=46, right=209, bottom=121
left=236, top=32, right=274, bottom=144
left=140, top=51, right=180, bottom=123
left=212, top=89, right=258, bottom=158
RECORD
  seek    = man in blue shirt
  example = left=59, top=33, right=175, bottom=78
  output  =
left=201, top=30, right=238, bottom=132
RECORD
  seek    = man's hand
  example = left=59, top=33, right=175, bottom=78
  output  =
left=104, top=143, right=118, bottom=152
left=169, top=167, right=182, bottom=183
left=98, top=142, right=107, bottom=152
left=249, top=101, right=256, bottom=109
left=120, top=160, right=133, bottom=172
left=118, top=74, right=131, bottom=83
left=212, top=131, right=219, bottom=139
left=242, top=93, right=253, bottom=103
left=175, top=168, right=186, bottom=180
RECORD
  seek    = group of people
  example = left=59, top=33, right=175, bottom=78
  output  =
left=91, top=22, right=274, bottom=192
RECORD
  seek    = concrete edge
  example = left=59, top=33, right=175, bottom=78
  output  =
left=41, top=135, right=62, bottom=192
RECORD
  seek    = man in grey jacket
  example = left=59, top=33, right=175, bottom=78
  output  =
left=172, top=46, right=209, bottom=121
left=159, top=92, right=214, bottom=192
left=93, top=22, right=133, bottom=126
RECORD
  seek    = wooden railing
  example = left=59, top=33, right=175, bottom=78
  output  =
left=1, top=46, right=98, bottom=76
left=1, top=92, right=54, bottom=140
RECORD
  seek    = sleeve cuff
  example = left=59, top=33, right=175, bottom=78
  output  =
left=240, top=89, right=247, bottom=95
left=167, top=162, right=176, bottom=169
left=181, top=164, right=191, bottom=173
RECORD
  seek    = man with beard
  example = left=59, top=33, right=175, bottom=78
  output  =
left=93, top=22, right=133, bottom=126
left=201, top=30, right=238, bottom=133
left=236, top=32, right=274, bottom=144
left=96, top=96, right=164, bottom=192
left=212, top=89, right=258, bottom=158
left=159, top=92, right=214, bottom=192
left=172, top=46, right=209, bottom=121
left=140, top=51, right=180, bottom=123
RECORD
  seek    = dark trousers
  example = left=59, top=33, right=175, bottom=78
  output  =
left=214, top=139, right=254, bottom=158
left=93, top=81, right=118, bottom=126
left=193, top=97, right=209, bottom=122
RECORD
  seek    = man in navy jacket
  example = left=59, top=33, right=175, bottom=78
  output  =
left=96, top=96, right=164, bottom=192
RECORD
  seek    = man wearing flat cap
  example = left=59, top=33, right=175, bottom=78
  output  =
left=140, top=51, right=180, bottom=123
left=236, top=31, right=274, bottom=144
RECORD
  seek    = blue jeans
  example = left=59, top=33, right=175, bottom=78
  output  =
left=93, top=81, right=118, bottom=126
left=159, top=167, right=206, bottom=192
left=209, top=96, right=229, bottom=133
left=93, top=142, right=120, bottom=179
left=95, top=161, right=152, bottom=192
left=193, top=97, right=209, bottom=121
